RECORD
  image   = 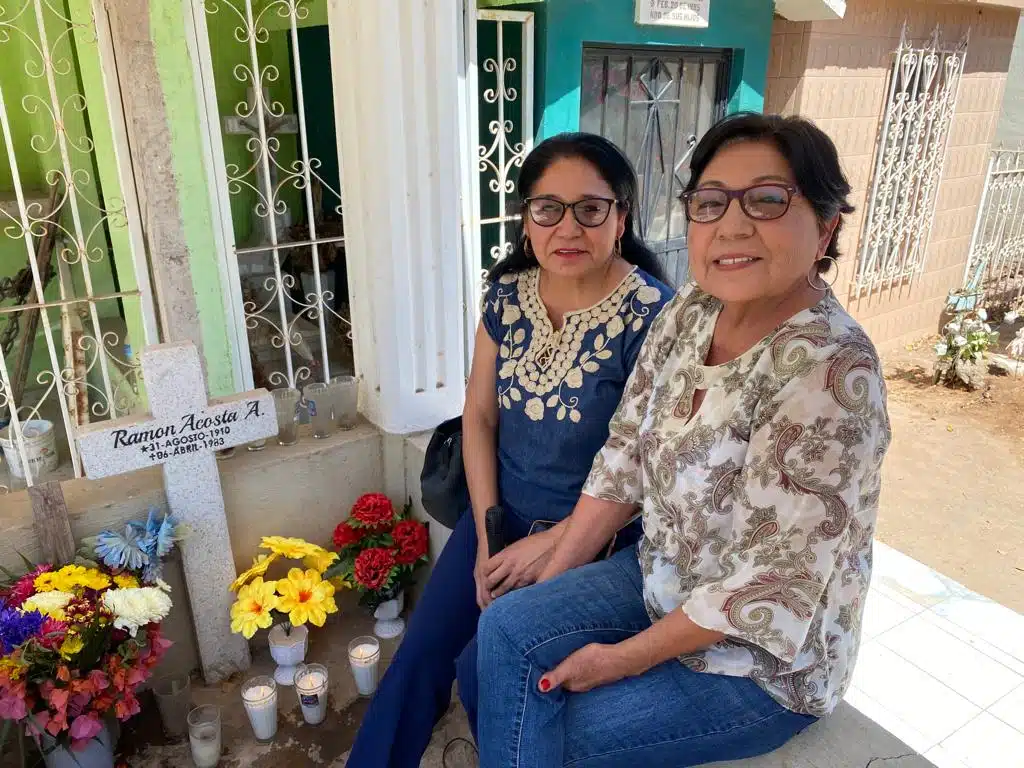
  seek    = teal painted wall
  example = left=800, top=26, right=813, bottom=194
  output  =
left=535, top=0, right=772, bottom=139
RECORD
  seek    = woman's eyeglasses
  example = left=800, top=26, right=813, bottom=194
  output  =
left=680, top=184, right=798, bottom=224
left=524, top=197, right=618, bottom=228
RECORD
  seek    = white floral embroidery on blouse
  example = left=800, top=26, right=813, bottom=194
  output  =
left=485, top=267, right=663, bottom=423
left=583, top=282, right=891, bottom=718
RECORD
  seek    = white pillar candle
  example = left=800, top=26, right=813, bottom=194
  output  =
left=347, top=636, right=380, bottom=697
left=189, top=724, right=221, bottom=768
left=241, top=677, right=278, bottom=742
left=294, top=663, right=329, bottom=725
left=187, top=705, right=221, bottom=768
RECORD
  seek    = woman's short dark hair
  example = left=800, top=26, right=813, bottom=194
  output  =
left=486, top=133, right=668, bottom=285
left=682, top=113, right=854, bottom=271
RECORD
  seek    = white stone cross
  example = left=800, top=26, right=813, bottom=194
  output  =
left=222, top=86, right=298, bottom=244
left=76, top=342, right=278, bottom=683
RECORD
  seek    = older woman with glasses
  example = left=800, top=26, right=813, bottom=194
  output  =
left=347, top=133, right=670, bottom=767
left=475, top=113, right=892, bottom=767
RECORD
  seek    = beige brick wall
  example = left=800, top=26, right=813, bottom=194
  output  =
left=764, top=0, right=1019, bottom=348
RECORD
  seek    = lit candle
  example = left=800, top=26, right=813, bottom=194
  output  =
left=241, top=676, right=278, bottom=742
left=348, top=636, right=380, bottom=697
left=294, top=663, right=329, bottom=725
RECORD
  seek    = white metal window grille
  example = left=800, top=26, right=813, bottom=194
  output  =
left=462, top=7, right=534, bottom=336
left=963, top=147, right=1024, bottom=308
left=856, top=27, right=967, bottom=293
left=0, top=0, right=158, bottom=491
left=187, top=0, right=351, bottom=392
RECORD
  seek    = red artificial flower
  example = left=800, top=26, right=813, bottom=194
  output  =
left=333, top=521, right=365, bottom=550
left=37, top=618, right=68, bottom=651
left=7, top=564, right=52, bottom=607
left=353, top=547, right=397, bottom=591
left=392, top=519, right=429, bottom=565
left=349, top=493, right=395, bottom=531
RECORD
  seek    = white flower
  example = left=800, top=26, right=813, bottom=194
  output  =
left=934, top=342, right=948, bottom=356
left=155, top=578, right=172, bottom=593
left=944, top=322, right=961, bottom=335
left=22, top=590, right=74, bottom=618
left=1004, top=311, right=1019, bottom=325
left=977, top=308, right=988, bottom=321
left=102, top=587, right=172, bottom=633
left=953, top=335, right=968, bottom=347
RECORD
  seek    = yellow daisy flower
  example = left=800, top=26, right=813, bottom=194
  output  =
left=275, top=568, right=337, bottom=628
left=302, top=547, right=339, bottom=574
left=35, top=565, right=110, bottom=593
left=230, top=577, right=279, bottom=639
left=260, top=536, right=323, bottom=561
left=0, top=655, right=26, bottom=680
left=113, top=573, right=140, bottom=589
left=59, top=633, right=85, bottom=660
left=230, top=553, right=280, bottom=592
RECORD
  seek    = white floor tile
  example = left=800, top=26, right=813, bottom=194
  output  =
left=990, top=684, right=1024, bottom=734
left=932, top=595, right=1024, bottom=669
left=844, top=686, right=934, bottom=755
left=851, top=644, right=981, bottom=750
left=863, top=587, right=919, bottom=640
left=872, top=542, right=970, bottom=609
left=919, top=609, right=1024, bottom=678
left=924, top=744, right=971, bottom=768
left=939, top=713, right=1024, bottom=768
left=877, top=614, right=1023, bottom=708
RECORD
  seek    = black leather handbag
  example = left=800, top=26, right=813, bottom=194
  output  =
left=419, top=416, right=470, bottom=530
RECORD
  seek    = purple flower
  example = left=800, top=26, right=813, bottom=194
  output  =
left=0, top=600, right=45, bottom=654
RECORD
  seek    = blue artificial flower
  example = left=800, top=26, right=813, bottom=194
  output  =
left=94, top=524, right=148, bottom=571
left=0, top=600, right=45, bottom=654
left=131, top=507, right=178, bottom=561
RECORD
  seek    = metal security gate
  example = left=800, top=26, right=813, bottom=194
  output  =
left=580, top=46, right=729, bottom=286
left=856, top=27, right=967, bottom=293
left=0, top=0, right=158, bottom=490
left=963, top=147, right=1024, bottom=308
left=461, top=6, right=534, bottom=340
left=186, top=0, right=351, bottom=392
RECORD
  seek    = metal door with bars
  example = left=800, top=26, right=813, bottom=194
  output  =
left=581, top=46, right=730, bottom=286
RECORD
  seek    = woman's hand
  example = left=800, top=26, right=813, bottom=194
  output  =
left=539, top=642, right=640, bottom=694
left=483, top=529, right=556, bottom=599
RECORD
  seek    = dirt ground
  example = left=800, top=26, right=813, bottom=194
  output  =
left=878, top=321, right=1024, bottom=613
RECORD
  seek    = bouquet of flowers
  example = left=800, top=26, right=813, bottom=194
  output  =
left=326, top=494, right=430, bottom=610
left=0, top=507, right=180, bottom=757
left=228, top=536, right=340, bottom=639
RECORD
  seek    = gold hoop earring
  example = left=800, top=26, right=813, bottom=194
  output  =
left=807, top=256, right=839, bottom=291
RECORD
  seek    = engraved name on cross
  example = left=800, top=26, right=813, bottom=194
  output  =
left=76, top=342, right=277, bottom=683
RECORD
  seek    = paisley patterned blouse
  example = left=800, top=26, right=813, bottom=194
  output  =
left=482, top=266, right=669, bottom=525
left=583, top=282, right=891, bottom=717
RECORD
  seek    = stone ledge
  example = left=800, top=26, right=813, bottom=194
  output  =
left=708, top=702, right=932, bottom=768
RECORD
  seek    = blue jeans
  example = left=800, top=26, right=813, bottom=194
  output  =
left=476, top=547, right=818, bottom=767
left=346, top=510, right=531, bottom=767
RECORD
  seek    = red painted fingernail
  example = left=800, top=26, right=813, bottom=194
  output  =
left=539, top=678, right=551, bottom=692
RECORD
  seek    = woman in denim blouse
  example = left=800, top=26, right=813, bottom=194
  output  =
left=346, top=133, right=671, bottom=767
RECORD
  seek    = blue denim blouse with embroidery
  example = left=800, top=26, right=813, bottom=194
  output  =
left=481, top=266, right=670, bottom=524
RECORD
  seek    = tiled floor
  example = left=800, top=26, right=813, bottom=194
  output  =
left=848, top=541, right=1024, bottom=768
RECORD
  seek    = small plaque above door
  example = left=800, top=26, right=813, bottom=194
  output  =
left=635, top=0, right=710, bottom=28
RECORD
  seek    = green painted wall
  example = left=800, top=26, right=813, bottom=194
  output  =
left=534, top=0, right=772, bottom=139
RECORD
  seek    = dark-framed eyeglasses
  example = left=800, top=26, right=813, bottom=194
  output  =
left=680, top=184, right=798, bottom=224
left=524, top=196, right=619, bottom=228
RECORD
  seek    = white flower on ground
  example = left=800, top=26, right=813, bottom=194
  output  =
left=953, top=335, right=968, bottom=347
left=945, top=322, right=961, bottom=335
left=1004, top=311, right=1019, bottom=325
left=977, top=308, right=988, bottom=321
left=934, top=342, right=948, bottom=356
left=1009, top=329, right=1024, bottom=360
left=102, top=587, right=172, bottom=633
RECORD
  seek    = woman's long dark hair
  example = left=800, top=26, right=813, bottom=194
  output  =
left=486, top=133, right=668, bottom=285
